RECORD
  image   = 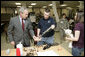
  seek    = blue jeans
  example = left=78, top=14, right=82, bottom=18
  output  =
left=72, top=46, right=84, bottom=56
left=37, top=36, right=54, bottom=46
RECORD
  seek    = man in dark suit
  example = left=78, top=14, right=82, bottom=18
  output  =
left=7, top=6, right=37, bottom=48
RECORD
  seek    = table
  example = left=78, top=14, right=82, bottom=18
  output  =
left=1, top=45, right=72, bottom=56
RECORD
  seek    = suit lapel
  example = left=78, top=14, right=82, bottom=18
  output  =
left=24, top=19, right=28, bottom=30
left=17, top=16, right=23, bottom=32
left=17, top=16, right=28, bottom=31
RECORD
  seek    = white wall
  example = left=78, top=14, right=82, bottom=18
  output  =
left=6, top=8, right=14, bottom=14
left=1, top=8, right=6, bottom=13
left=62, top=9, right=69, bottom=17
left=34, top=8, right=40, bottom=14
left=1, top=8, right=14, bottom=14
left=40, top=8, right=54, bottom=17
left=28, top=8, right=32, bottom=12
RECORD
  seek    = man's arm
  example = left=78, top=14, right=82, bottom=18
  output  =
left=7, top=18, right=15, bottom=45
left=67, top=21, right=69, bottom=29
left=66, top=20, right=69, bottom=29
left=50, top=18, right=56, bottom=29
left=37, top=19, right=42, bottom=37
left=37, top=28, right=41, bottom=37
left=27, top=18, right=36, bottom=39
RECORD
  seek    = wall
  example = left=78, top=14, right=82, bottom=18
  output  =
left=1, top=8, right=14, bottom=14
left=62, top=9, right=69, bottom=17
left=1, top=7, right=60, bottom=17
left=1, top=7, right=77, bottom=22
left=1, top=8, right=6, bottom=13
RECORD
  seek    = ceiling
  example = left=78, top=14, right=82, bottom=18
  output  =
left=1, top=1, right=81, bottom=8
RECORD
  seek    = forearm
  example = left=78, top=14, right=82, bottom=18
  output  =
left=37, top=28, right=40, bottom=36
left=66, top=37, right=78, bottom=41
left=29, top=29, right=35, bottom=38
left=7, top=31, right=14, bottom=42
left=7, top=18, right=14, bottom=42
left=28, top=20, right=35, bottom=38
left=68, top=23, right=69, bottom=29
left=66, top=31, right=80, bottom=41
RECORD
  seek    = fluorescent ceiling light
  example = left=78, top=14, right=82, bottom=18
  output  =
left=17, top=6, right=21, bottom=7
left=66, top=7, right=72, bottom=10
left=15, top=10, right=17, bottom=14
left=31, top=3, right=36, bottom=5
left=43, top=6, right=47, bottom=8
left=15, top=3, right=21, bottom=5
left=28, top=6, right=33, bottom=8
left=49, top=4, right=53, bottom=6
left=60, top=4, right=67, bottom=6
left=77, top=6, right=80, bottom=7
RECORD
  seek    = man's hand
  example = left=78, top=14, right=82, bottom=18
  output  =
left=33, top=36, right=41, bottom=42
left=33, top=36, right=36, bottom=41
left=33, top=36, right=36, bottom=39
left=50, top=25, right=55, bottom=29
left=10, top=41, right=15, bottom=46
left=37, top=35, right=42, bottom=41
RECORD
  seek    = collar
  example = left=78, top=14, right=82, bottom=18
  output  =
left=19, top=15, right=22, bottom=20
left=43, top=17, right=50, bottom=21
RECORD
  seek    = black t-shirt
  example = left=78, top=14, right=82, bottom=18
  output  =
left=38, top=17, right=56, bottom=37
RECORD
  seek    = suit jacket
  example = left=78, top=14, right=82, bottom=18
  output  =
left=7, top=15, right=35, bottom=45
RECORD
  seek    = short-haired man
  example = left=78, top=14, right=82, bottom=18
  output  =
left=37, top=8, right=56, bottom=46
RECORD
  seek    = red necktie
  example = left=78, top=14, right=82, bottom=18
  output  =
left=22, top=19, right=24, bottom=31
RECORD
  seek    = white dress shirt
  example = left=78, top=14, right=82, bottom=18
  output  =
left=19, top=15, right=25, bottom=25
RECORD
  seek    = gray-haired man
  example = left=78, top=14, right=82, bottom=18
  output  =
left=7, top=6, right=36, bottom=48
